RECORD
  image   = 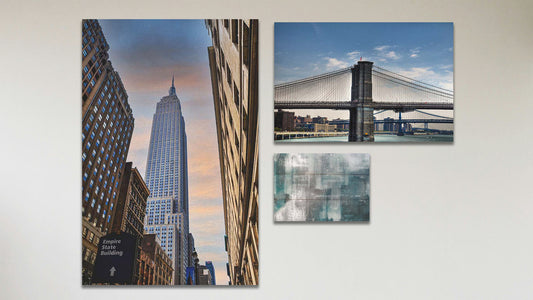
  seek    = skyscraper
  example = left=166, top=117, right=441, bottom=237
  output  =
left=206, top=19, right=259, bottom=285
left=81, top=19, right=135, bottom=284
left=205, top=261, right=216, bottom=285
left=143, top=77, right=190, bottom=285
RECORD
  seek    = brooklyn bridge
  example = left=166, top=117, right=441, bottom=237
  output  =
left=274, top=61, right=454, bottom=142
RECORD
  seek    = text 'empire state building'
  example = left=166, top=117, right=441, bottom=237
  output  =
left=144, top=77, right=191, bottom=285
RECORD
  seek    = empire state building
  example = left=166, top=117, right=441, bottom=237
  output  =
left=144, top=76, right=190, bottom=285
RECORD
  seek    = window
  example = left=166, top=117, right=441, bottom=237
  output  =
left=82, top=152, right=87, bottom=161
left=226, top=63, right=232, bottom=87
left=243, top=22, right=250, bottom=68
left=234, top=84, right=240, bottom=108
left=83, top=172, right=88, bottom=181
left=231, top=19, right=239, bottom=45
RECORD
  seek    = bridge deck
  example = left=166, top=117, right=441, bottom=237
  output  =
left=274, top=101, right=453, bottom=111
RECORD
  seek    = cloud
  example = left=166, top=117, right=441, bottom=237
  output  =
left=347, top=50, right=361, bottom=61
left=121, top=65, right=210, bottom=94
left=373, top=45, right=400, bottom=61
left=396, top=67, right=454, bottom=90
left=324, top=57, right=350, bottom=69
left=409, top=47, right=420, bottom=58
left=374, top=45, right=390, bottom=51
left=384, top=51, right=399, bottom=59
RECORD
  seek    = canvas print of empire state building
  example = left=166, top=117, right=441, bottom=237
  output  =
left=274, top=22, right=454, bottom=143
left=82, top=19, right=258, bottom=286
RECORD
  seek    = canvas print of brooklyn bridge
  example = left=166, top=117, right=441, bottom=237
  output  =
left=274, top=153, right=370, bottom=222
left=274, top=22, right=454, bottom=143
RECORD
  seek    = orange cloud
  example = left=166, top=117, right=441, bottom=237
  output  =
left=122, top=65, right=210, bottom=94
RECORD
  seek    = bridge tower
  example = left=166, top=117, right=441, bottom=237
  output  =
left=349, top=61, right=374, bottom=142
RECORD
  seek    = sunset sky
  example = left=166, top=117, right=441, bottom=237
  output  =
left=99, top=19, right=228, bottom=285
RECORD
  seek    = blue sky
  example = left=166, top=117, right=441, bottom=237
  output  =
left=275, top=22, right=454, bottom=89
left=99, top=20, right=228, bottom=285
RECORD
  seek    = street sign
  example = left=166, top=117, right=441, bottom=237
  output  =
left=92, top=232, right=138, bottom=284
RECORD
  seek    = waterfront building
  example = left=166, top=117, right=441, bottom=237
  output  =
left=383, top=117, right=394, bottom=131
left=274, top=109, right=295, bottom=131
left=205, top=261, right=216, bottom=285
left=312, top=123, right=336, bottom=132
left=81, top=19, right=134, bottom=284
left=312, top=116, right=328, bottom=124
left=206, top=19, right=259, bottom=285
left=140, top=234, right=174, bottom=285
left=143, top=77, right=190, bottom=284
left=329, top=119, right=349, bottom=131
left=111, top=162, right=149, bottom=284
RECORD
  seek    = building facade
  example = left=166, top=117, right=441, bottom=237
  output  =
left=274, top=109, right=295, bottom=131
left=144, top=78, right=190, bottom=285
left=111, top=162, right=149, bottom=284
left=82, top=19, right=135, bottom=284
left=206, top=19, right=259, bottom=285
left=197, top=265, right=213, bottom=285
left=140, top=234, right=174, bottom=285
left=205, top=261, right=216, bottom=285
left=187, top=233, right=195, bottom=267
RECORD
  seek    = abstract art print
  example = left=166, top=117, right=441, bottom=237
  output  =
left=274, top=23, right=454, bottom=143
left=274, top=153, right=370, bottom=222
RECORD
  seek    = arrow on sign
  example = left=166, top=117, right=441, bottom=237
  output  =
left=110, top=266, right=116, bottom=277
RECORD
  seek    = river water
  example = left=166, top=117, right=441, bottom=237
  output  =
left=276, top=134, right=453, bottom=143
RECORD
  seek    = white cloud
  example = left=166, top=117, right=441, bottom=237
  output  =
left=385, top=51, right=400, bottom=59
left=374, top=45, right=400, bottom=61
left=397, top=67, right=453, bottom=90
left=398, top=67, right=435, bottom=79
left=374, top=45, right=390, bottom=51
left=324, top=57, right=350, bottom=69
left=347, top=50, right=361, bottom=61
left=409, top=47, right=421, bottom=58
